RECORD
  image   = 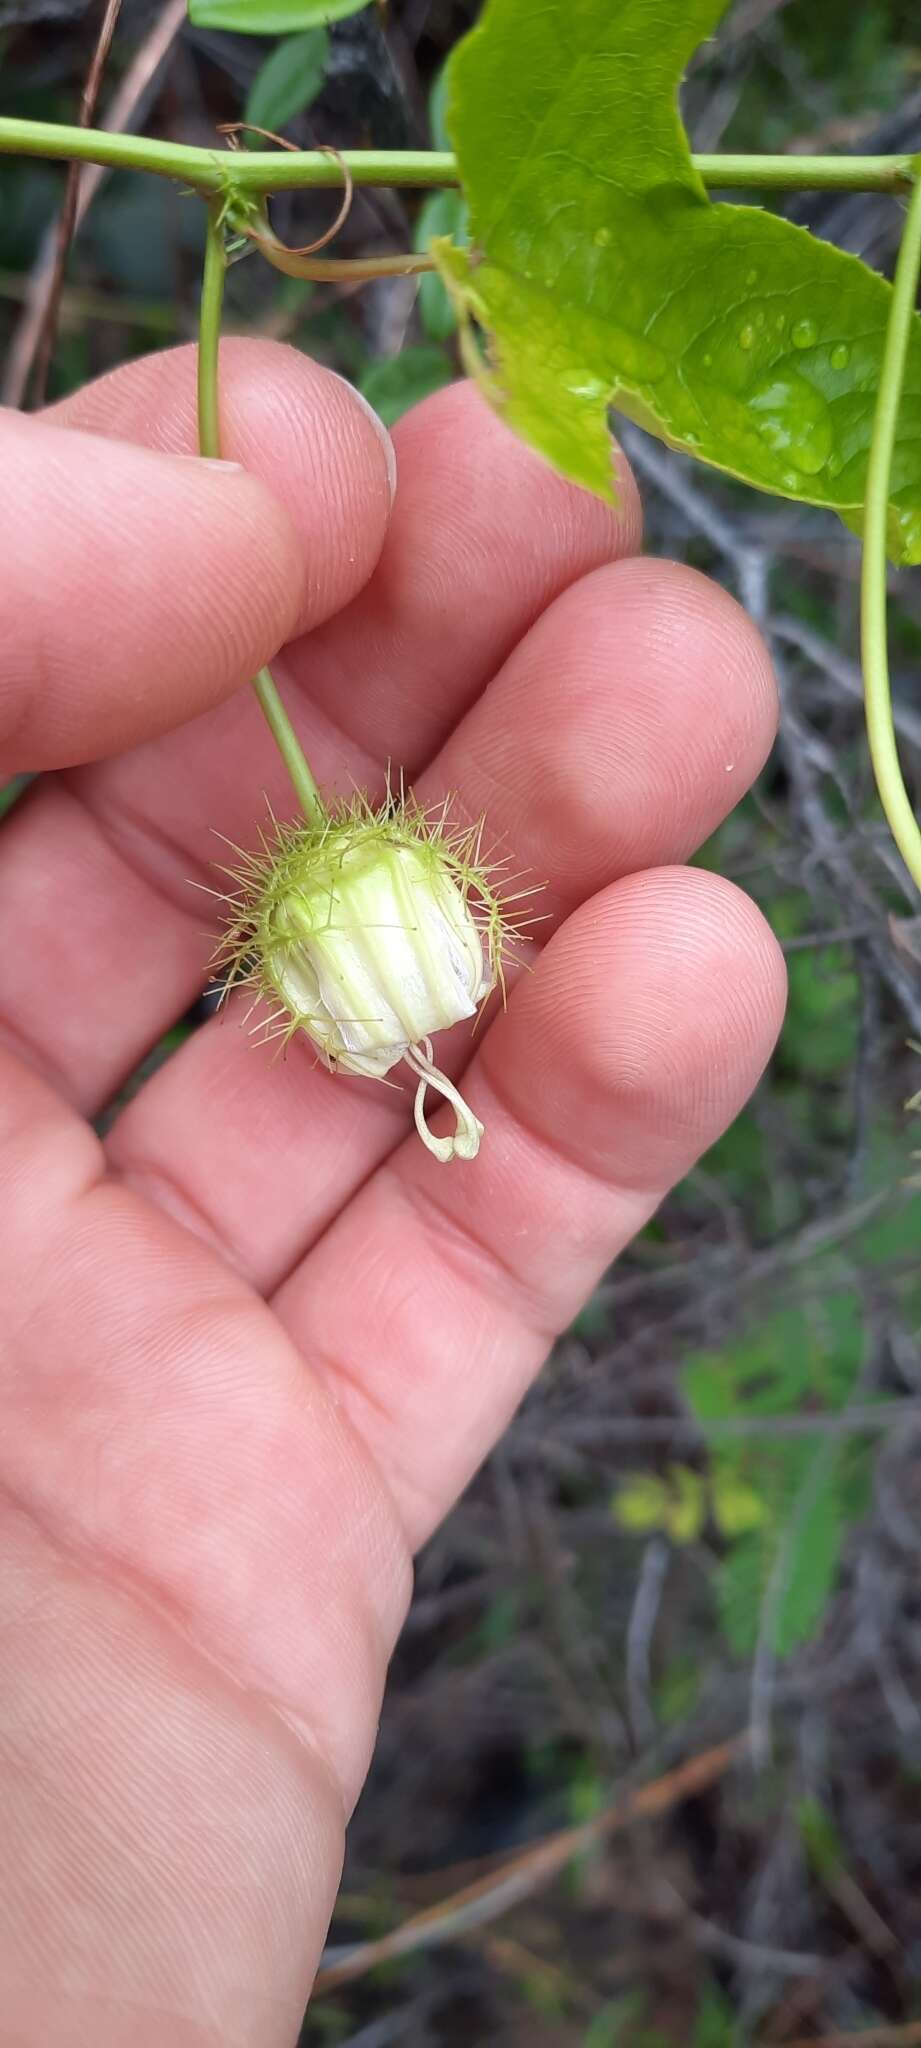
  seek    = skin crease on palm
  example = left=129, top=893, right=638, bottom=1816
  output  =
left=0, top=338, right=787, bottom=2047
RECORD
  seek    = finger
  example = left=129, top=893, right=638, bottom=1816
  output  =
left=273, top=868, right=787, bottom=1546
left=417, top=555, right=779, bottom=927
left=0, top=410, right=308, bottom=773
left=0, top=350, right=397, bottom=1103
left=48, top=339, right=397, bottom=648
left=0, top=357, right=637, bottom=1112
left=108, top=563, right=777, bottom=1291
left=55, top=352, right=642, bottom=768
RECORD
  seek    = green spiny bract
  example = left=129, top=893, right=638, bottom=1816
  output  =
left=214, top=791, right=523, bottom=1162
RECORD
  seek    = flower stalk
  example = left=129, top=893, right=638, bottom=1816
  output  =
left=197, top=211, right=514, bottom=1159
left=198, top=207, right=322, bottom=824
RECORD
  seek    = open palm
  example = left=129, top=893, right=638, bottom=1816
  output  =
left=0, top=344, right=784, bottom=2046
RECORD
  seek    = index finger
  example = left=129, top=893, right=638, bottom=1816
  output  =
left=0, top=378, right=394, bottom=773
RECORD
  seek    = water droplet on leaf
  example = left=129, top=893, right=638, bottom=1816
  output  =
left=830, top=342, right=850, bottom=370
left=594, top=226, right=611, bottom=248
left=739, top=323, right=755, bottom=351
left=745, top=268, right=758, bottom=286
left=747, top=371, right=833, bottom=477
left=561, top=370, right=608, bottom=401
left=892, top=504, right=921, bottom=561
left=792, top=317, right=818, bottom=350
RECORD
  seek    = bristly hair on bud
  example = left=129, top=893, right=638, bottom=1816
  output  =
left=210, top=788, right=537, bottom=1164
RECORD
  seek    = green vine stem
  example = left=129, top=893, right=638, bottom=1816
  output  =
left=7, top=106, right=921, bottom=894
left=860, top=167, right=921, bottom=898
left=0, top=118, right=914, bottom=198
left=199, top=208, right=321, bottom=824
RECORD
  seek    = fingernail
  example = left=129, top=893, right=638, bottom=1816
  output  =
left=170, top=452, right=245, bottom=474
left=331, top=373, right=398, bottom=503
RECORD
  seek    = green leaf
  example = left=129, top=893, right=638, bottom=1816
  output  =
left=716, top=1459, right=842, bottom=1661
left=685, top=1297, right=864, bottom=1423
left=797, top=1795, right=847, bottom=1885
left=244, top=27, right=328, bottom=132
left=440, top=0, right=921, bottom=562
left=758, top=1456, right=843, bottom=1657
left=715, top=1442, right=864, bottom=1656
left=414, top=189, right=468, bottom=341
left=359, top=345, right=454, bottom=426
left=428, top=57, right=451, bottom=152
left=654, top=1653, right=701, bottom=1728
left=189, top=0, right=368, bottom=31
left=685, top=1299, right=874, bottom=1658
left=710, top=1469, right=767, bottom=1537
left=664, top=1464, right=707, bottom=1544
left=0, top=777, right=27, bottom=819
left=693, top=1984, right=737, bottom=2048
left=615, top=1466, right=707, bottom=1544
left=581, top=1996, right=650, bottom=2048
left=613, top=1473, right=670, bottom=1535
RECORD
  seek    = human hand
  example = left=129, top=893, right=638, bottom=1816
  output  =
left=0, top=345, right=785, bottom=2046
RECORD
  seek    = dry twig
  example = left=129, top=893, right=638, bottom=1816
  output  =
left=2, top=0, right=186, bottom=407
left=30, top=0, right=124, bottom=406
left=314, top=1738, right=741, bottom=1995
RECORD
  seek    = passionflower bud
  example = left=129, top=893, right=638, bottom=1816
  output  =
left=217, top=795, right=518, bottom=1162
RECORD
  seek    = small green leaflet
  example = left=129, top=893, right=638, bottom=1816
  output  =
left=245, top=28, right=328, bottom=131
left=189, top=0, right=368, bottom=31
left=440, top=0, right=921, bottom=563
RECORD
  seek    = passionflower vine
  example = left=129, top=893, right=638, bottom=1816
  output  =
left=216, top=794, right=520, bottom=1162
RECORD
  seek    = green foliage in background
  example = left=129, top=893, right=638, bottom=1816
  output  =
left=415, top=189, right=467, bottom=342
left=437, top=0, right=921, bottom=560
left=584, top=1981, right=738, bottom=2048
left=413, top=65, right=468, bottom=343
left=244, top=28, right=329, bottom=132
left=359, top=343, right=454, bottom=424
left=616, top=1294, right=876, bottom=1658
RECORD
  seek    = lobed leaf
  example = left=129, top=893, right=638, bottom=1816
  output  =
left=440, top=0, right=921, bottom=562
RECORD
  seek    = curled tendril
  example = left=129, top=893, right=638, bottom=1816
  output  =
left=216, top=122, right=433, bottom=282
left=217, top=126, right=355, bottom=258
